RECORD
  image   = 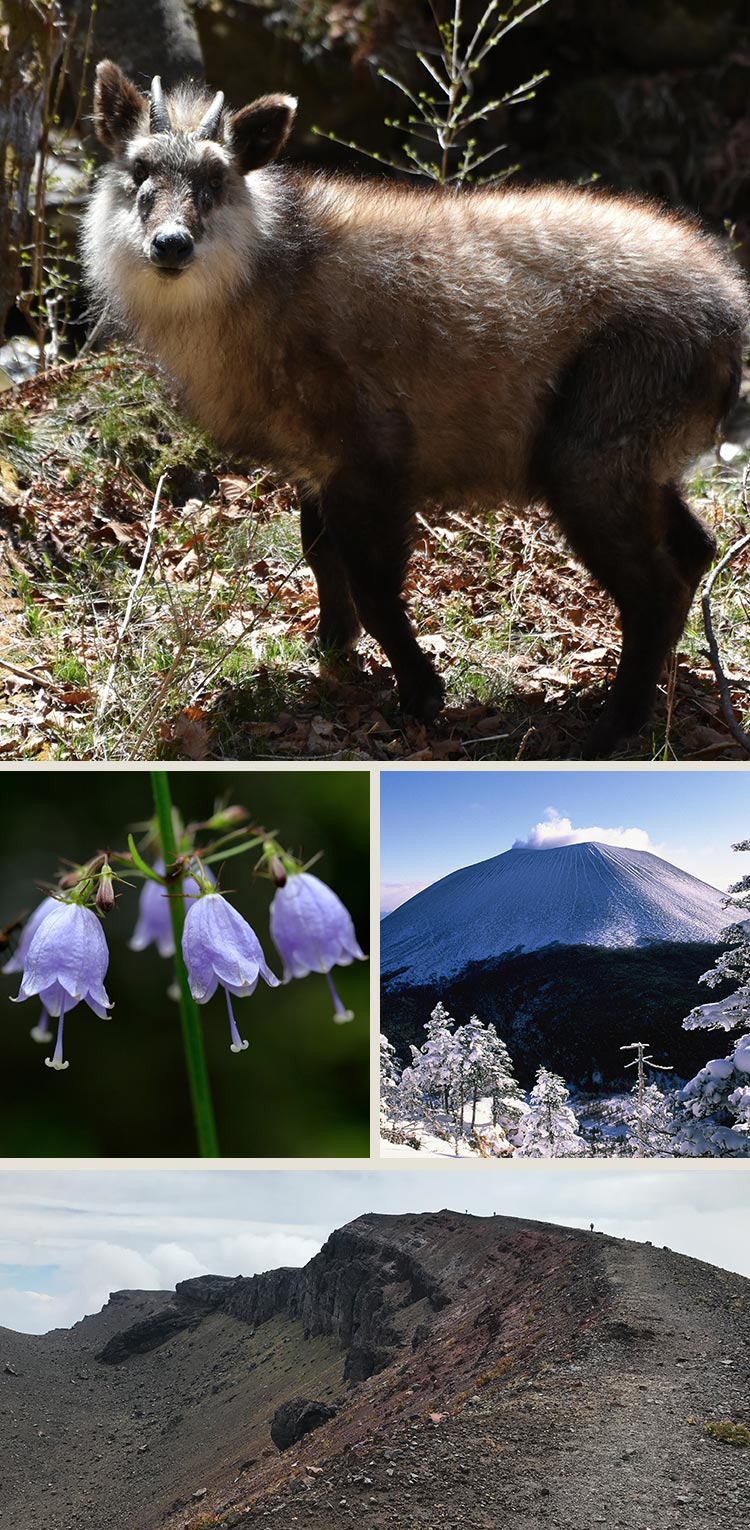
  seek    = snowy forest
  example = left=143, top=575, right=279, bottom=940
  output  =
left=381, top=837, right=750, bottom=1158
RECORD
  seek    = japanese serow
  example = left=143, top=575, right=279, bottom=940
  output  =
left=83, top=62, right=749, bottom=754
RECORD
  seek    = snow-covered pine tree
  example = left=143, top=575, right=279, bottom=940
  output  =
left=621, top=1040, right=675, bottom=1158
left=397, top=1000, right=458, bottom=1129
left=453, top=1014, right=491, bottom=1131
left=407, top=1001, right=457, bottom=1111
left=676, top=836, right=750, bottom=1153
left=675, top=1049, right=750, bottom=1155
left=379, top=1032, right=401, bottom=1132
left=515, top=1067, right=585, bottom=1158
left=624, top=1081, right=675, bottom=1157
left=683, top=839, right=750, bottom=1033
left=484, top=1023, right=526, bottom=1133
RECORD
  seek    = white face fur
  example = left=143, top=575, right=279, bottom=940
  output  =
left=82, top=132, right=279, bottom=324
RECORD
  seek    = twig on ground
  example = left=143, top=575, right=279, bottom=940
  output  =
left=515, top=724, right=536, bottom=759
left=416, top=511, right=454, bottom=549
left=0, top=657, right=56, bottom=686
left=190, top=534, right=323, bottom=697
left=662, top=651, right=678, bottom=758
left=128, top=640, right=190, bottom=759
left=95, top=472, right=166, bottom=720
left=701, top=469, right=750, bottom=755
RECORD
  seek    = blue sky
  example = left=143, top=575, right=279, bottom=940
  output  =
left=380, top=769, right=750, bottom=912
left=1, top=1169, right=748, bottom=1332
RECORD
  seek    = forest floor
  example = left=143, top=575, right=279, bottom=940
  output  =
left=0, top=345, right=748, bottom=761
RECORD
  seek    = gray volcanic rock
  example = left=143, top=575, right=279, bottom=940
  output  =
left=289, top=1222, right=451, bottom=1376
left=270, top=1397, right=337, bottom=1451
left=381, top=841, right=743, bottom=987
left=97, top=1304, right=201, bottom=1364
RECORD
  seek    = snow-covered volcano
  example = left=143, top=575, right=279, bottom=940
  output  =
left=381, top=841, right=740, bottom=987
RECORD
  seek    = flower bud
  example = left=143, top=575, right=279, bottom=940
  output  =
left=95, top=865, right=116, bottom=914
left=204, top=805, right=248, bottom=831
left=269, top=855, right=287, bottom=888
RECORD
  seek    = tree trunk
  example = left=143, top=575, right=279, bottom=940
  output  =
left=0, top=0, right=64, bottom=339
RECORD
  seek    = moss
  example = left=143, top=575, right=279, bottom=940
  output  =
left=0, top=410, right=34, bottom=453
left=704, top=1420, right=750, bottom=1446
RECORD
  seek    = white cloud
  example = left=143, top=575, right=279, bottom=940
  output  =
left=380, top=880, right=430, bottom=915
left=2, top=1169, right=749, bottom=1336
left=513, top=808, right=655, bottom=853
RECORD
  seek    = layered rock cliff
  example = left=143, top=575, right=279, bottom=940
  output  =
left=101, top=1217, right=452, bottom=1380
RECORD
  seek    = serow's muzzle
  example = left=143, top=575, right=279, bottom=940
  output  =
left=149, top=226, right=194, bottom=273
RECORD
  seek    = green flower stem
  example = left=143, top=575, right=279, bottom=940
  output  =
left=150, top=770, right=220, bottom=1158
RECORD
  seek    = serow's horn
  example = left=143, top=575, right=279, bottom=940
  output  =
left=149, top=76, right=172, bottom=134
left=196, top=90, right=225, bottom=141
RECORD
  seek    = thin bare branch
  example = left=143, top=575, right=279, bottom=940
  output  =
left=701, top=481, right=750, bottom=754
left=95, top=473, right=166, bottom=720
left=474, top=0, right=551, bottom=67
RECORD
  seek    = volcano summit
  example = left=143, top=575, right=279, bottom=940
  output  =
left=381, top=841, right=740, bottom=985
left=380, top=842, right=743, bottom=1082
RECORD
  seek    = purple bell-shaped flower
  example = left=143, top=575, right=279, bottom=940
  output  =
left=13, top=900, right=112, bottom=1070
left=3, top=895, right=59, bottom=1044
left=269, top=871, right=365, bottom=1023
left=181, top=891, right=279, bottom=1052
left=129, top=859, right=211, bottom=958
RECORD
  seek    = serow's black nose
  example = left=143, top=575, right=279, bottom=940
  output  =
left=150, top=228, right=194, bottom=269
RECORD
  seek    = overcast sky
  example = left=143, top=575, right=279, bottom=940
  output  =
left=1, top=1168, right=748, bottom=1334
left=380, top=769, right=750, bottom=912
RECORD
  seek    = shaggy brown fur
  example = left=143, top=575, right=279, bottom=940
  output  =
left=83, top=62, right=749, bottom=753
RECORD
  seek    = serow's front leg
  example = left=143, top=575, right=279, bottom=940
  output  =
left=299, top=491, right=361, bottom=655
left=319, top=469, right=445, bottom=722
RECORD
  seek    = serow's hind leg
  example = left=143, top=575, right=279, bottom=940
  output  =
left=548, top=473, right=701, bottom=756
left=299, top=491, right=361, bottom=655
left=319, top=467, right=445, bottom=721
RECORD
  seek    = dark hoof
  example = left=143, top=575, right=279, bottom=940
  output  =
left=583, top=711, right=635, bottom=759
left=311, top=625, right=362, bottom=664
left=318, top=627, right=362, bottom=656
left=314, top=597, right=362, bottom=657
left=398, top=672, right=445, bottom=724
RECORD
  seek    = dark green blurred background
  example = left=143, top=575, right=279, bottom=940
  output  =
left=0, top=769, right=370, bottom=1158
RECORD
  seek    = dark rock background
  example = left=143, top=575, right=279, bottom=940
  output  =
left=193, top=0, right=750, bottom=264
left=270, top=1395, right=337, bottom=1450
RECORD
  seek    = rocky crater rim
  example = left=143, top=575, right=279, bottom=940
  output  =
left=6, top=1211, right=743, bottom=1356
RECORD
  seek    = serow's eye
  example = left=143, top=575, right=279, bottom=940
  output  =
left=132, top=159, right=149, bottom=186
left=208, top=174, right=224, bottom=193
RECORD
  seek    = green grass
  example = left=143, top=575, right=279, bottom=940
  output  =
left=52, top=654, right=88, bottom=686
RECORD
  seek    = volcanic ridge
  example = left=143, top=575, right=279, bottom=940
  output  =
left=1, top=1211, right=749, bottom=1530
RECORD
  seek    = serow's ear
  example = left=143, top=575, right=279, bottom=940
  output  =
left=94, top=60, right=146, bottom=150
left=228, top=94, right=297, bottom=174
